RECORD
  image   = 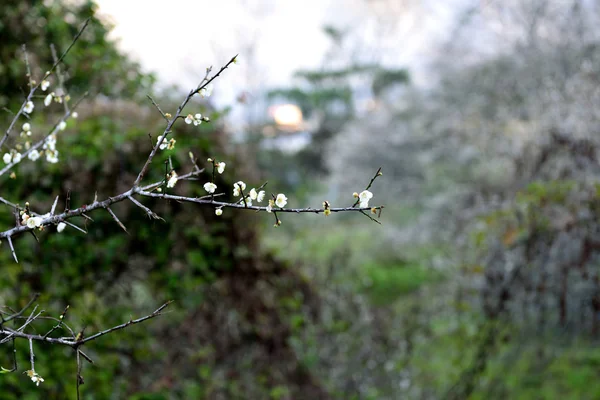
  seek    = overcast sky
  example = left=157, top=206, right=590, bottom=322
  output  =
left=95, top=0, right=463, bottom=120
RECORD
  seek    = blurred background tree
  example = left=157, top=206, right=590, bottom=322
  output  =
left=0, top=0, right=154, bottom=108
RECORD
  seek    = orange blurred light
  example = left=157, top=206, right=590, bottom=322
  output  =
left=270, top=104, right=303, bottom=128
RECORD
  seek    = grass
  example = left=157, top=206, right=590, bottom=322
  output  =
left=361, top=260, right=443, bottom=306
left=262, top=214, right=445, bottom=307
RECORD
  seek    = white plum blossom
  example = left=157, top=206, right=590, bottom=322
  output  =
left=41, top=79, right=50, bottom=91
left=57, top=121, right=67, bottom=131
left=46, top=150, right=59, bottom=164
left=233, top=181, right=246, bottom=197
left=257, top=190, right=265, bottom=203
left=217, top=162, right=226, bottom=174
left=23, top=101, right=34, bottom=114
left=3, top=151, right=22, bottom=164
left=157, top=135, right=168, bottom=150
left=193, top=113, right=202, bottom=126
left=249, top=188, right=258, bottom=200
left=71, top=111, right=78, bottom=119
left=43, top=135, right=56, bottom=151
left=57, top=222, right=66, bottom=233
left=200, top=84, right=213, bottom=98
left=44, top=93, right=53, bottom=106
left=26, top=370, right=44, bottom=386
left=31, top=374, right=44, bottom=386
left=185, top=113, right=203, bottom=125
left=204, top=182, right=217, bottom=194
left=275, top=193, right=287, bottom=208
left=167, top=171, right=178, bottom=188
left=21, top=122, right=32, bottom=137
left=358, top=190, right=373, bottom=208
left=26, top=216, right=42, bottom=229
left=266, top=199, right=274, bottom=213
left=215, top=208, right=223, bottom=216
left=28, top=150, right=40, bottom=161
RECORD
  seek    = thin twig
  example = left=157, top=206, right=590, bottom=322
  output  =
left=147, top=95, right=168, bottom=121
left=105, top=207, right=128, bottom=234
left=0, top=196, right=18, bottom=209
left=137, top=190, right=383, bottom=215
left=2, top=293, right=40, bottom=323
left=353, top=167, right=383, bottom=208
left=127, top=196, right=164, bottom=221
left=0, top=92, right=88, bottom=178
left=63, top=220, right=87, bottom=234
left=79, top=301, right=172, bottom=345
left=132, top=55, right=238, bottom=188
left=0, top=302, right=173, bottom=348
left=7, top=236, right=17, bottom=263
left=0, top=18, right=89, bottom=149
left=50, top=196, right=59, bottom=215
left=29, top=337, right=34, bottom=371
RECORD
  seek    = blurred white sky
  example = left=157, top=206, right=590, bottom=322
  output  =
left=96, top=0, right=463, bottom=118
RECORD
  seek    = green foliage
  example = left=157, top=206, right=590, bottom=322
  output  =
left=362, top=260, right=442, bottom=306
left=372, top=68, right=410, bottom=96
left=294, top=64, right=378, bottom=83
left=0, top=0, right=155, bottom=109
left=0, top=2, right=325, bottom=398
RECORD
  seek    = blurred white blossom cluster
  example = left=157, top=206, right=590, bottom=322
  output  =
left=2, top=73, right=78, bottom=167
